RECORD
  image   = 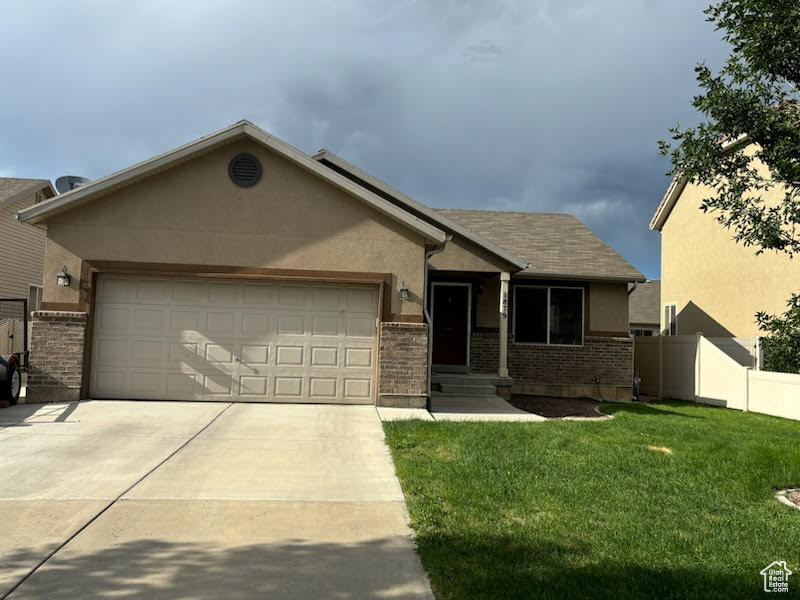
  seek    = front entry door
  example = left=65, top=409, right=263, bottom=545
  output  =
left=432, top=283, right=470, bottom=366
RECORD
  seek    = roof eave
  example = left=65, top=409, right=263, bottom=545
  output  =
left=515, top=271, right=647, bottom=283
left=15, top=121, right=447, bottom=244
left=312, top=149, right=528, bottom=270
left=651, top=134, right=752, bottom=231
left=17, top=122, right=249, bottom=225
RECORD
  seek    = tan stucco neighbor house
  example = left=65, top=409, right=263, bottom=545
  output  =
left=16, top=120, right=643, bottom=406
left=651, top=143, right=800, bottom=338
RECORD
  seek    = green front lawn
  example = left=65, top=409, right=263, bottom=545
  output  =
left=384, top=402, right=800, bottom=600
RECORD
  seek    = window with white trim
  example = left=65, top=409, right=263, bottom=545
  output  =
left=28, top=284, right=43, bottom=314
left=663, top=304, right=677, bottom=336
left=513, top=286, right=583, bottom=345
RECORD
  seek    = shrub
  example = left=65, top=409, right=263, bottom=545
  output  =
left=757, top=293, right=800, bottom=374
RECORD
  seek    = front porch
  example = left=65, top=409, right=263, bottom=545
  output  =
left=427, top=271, right=634, bottom=403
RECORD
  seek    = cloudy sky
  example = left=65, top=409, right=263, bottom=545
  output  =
left=1, top=1, right=729, bottom=278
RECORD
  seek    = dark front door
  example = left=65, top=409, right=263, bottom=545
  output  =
left=432, top=284, right=470, bottom=366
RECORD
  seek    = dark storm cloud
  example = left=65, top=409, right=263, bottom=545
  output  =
left=0, top=0, right=729, bottom=278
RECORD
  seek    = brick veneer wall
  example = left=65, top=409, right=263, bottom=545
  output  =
left=378, top=322, right=428, bottom=408
left=26, top=311, right=88, bottom=403
left=470, top=332, right=633, bottom=400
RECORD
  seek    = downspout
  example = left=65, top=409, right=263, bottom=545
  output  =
left=424, top=235, right=452, bottom=408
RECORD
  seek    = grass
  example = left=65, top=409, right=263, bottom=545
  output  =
left=383, top=401, right=800, bottom=599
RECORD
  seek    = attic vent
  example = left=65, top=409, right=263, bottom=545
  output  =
left=228, top=153, right=262, bottom=187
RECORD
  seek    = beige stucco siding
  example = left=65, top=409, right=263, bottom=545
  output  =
left=588, top=282, right=629, bottom=334
left=429, top=236, right=511, bottom=272
left=42, top=139, right=426, bottom=317
left=661, top=155, right=800, bottom=337
left=0, top=194, right=45, bottom=298
left=475, top=274, right=500, bottom=328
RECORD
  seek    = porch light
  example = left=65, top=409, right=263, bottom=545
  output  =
left=56, top=266, right=71, bottom=287
left=399, top=283, right=409, bottom=300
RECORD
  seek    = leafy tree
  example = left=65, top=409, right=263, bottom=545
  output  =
left=660, top=0, right=800, bottom=372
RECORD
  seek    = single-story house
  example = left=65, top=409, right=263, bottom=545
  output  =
left=651, top=141, right=800, bottom=338
left=17, top=120, right=644, bottom=406
left=629, top=280, right=660, bottom=336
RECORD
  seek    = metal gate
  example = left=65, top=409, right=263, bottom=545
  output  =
left=0, top=299, right=28, bottom=363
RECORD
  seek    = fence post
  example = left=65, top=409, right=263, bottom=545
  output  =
left=658, top=334, right=663, bottom=399
left=754, top=337, right=763, bottom=371
left=744, top=367, right=750, bottom=412
left=694, top=333, right=703, bottom=402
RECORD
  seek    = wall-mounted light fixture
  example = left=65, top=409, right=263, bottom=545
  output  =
left=399, top=282, right=409, bottom=300
left=56, top=266, right=71, bottom=287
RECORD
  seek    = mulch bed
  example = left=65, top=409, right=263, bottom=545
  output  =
left=508, top=394, right=606, bottom=419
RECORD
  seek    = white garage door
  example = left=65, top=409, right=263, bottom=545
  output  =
left=90, top=275, right=379, bottom=403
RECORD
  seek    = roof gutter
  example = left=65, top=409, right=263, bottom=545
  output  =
left=423, top=235, right=452, bottom=405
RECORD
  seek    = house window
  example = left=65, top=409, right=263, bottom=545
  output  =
left=663, top=304, right=677, bottom=336
left=631, top=328, right=658, bottom=337
left=28, top=284, right=43, bottom=314
left=514, top=286, right=583, bottom=345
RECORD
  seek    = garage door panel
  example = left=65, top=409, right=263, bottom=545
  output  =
left=309, top=377, right=337, bottom=398
left=240, top=344, right=269, bottom=365
left=130, top=372, right=161, bottom=395
left=275, top=345, right=304, bottom=366
left=276, top=315, right=306, bottom=336
left=91, top=276, right=377, bottom=403
left=344, top=378, right=371, bottom=400
left=274, top=376, right=303, bottom=397
left=346, top=317, right=375, bottom=338
left=206, top=312, right=236, bottom=335
left=278, top=285, right=307, bottom=306
left=310, top=347, right=338, bottom=367
left=345, top=348, right=373, bottom=368
left=131, top=340, right=165, bottom=364
left=311, top=315, right=340, bottom=336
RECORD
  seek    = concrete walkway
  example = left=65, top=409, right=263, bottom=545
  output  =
left=379, top=395, right=547, bottom=422
left=0, top=401, right=434, bottom=599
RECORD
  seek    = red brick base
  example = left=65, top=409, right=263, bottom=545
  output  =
left=26, top=311, right=88, bottom=403
left=471, top=332, right=633, bottom=401
left=378, top=322, right=428, bottom=407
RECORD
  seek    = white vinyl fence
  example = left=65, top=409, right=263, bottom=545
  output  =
left=634, top=334, right=800, bottom=421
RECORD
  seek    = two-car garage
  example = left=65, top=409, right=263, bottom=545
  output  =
left=89, top=275, right=379, bottom=403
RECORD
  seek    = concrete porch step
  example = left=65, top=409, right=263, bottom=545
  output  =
left=438, top=383, right=498, bottom=396
left=431, top=372, right=512, bottom=386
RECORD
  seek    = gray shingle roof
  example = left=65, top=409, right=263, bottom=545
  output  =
left=434, top=209, right=645, bottom=281
left=629, top=280, right=661, bottom=325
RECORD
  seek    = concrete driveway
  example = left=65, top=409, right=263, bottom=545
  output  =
left=0, top=401, right=434, bottom=599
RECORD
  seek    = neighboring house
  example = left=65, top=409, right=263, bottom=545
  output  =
left=17, top=120, right=644, bottom=405
left=0, top=178, right=56, bottom=306
left=629, top=280, right=660, bottom=336
left=651, top=142, right=800, bottom=338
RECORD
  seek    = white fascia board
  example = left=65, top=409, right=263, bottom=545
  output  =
left=312, top=149, right=529, bottom=270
